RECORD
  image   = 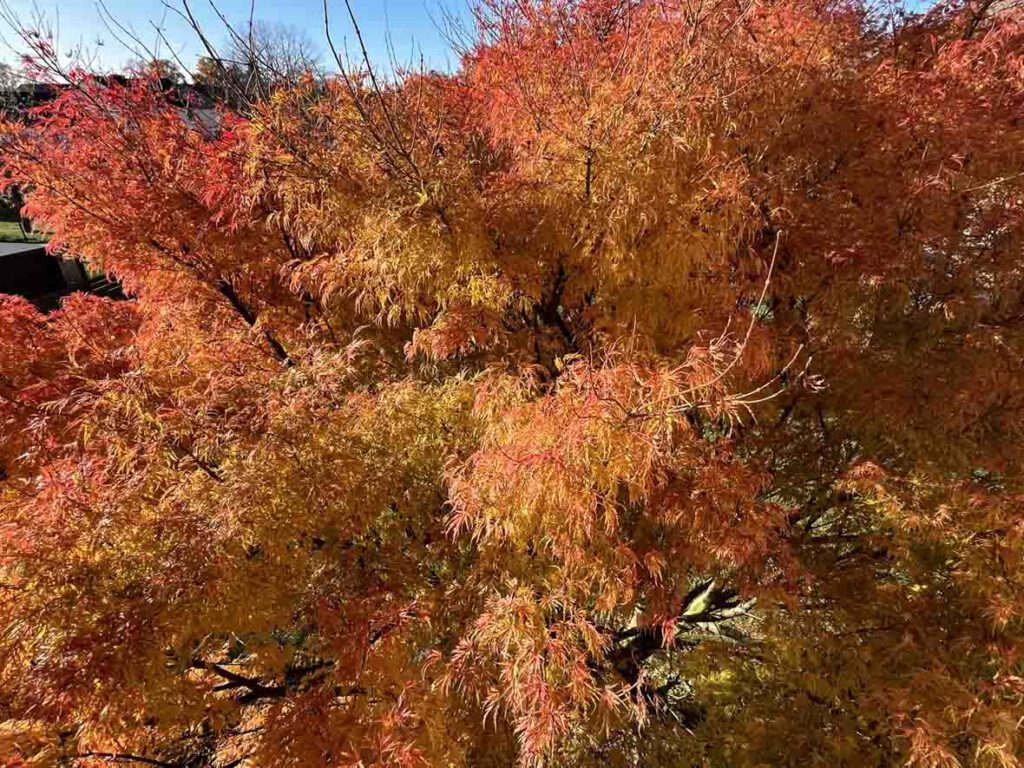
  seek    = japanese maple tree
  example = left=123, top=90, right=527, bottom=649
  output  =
left=1, top=0, right=1023, bottom=765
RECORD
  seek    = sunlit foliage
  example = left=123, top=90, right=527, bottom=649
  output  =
left=1, top=0, right=1023, bottom=765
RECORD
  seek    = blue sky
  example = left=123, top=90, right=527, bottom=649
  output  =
left=0, top=0, right=470, bottom=76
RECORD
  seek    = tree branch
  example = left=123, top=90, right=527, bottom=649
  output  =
left=215, top=279, right=294, bottom=367
left=190, top=658, right=285, bottom=701
left=75, top=753, right=179, bottom=768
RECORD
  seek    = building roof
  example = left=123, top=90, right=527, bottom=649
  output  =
left=0, top=241, right=47, bottom=258
left=4, top=79, right=218, bottom=113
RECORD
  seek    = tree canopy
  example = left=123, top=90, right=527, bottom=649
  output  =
left=1, top=0, right=1023, bottom=765
left=193, top=21, right=323, bottom=106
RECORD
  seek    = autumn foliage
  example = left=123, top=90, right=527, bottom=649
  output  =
left=1, top=0, right=1024, bottom=764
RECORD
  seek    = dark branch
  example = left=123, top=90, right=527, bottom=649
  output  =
left=215, top=279, right=294, bottom=367
left=190, top=658, right=285, bottom=702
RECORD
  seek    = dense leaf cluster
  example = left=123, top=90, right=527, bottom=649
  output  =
left=1, top=0, right=1023, bottom=765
